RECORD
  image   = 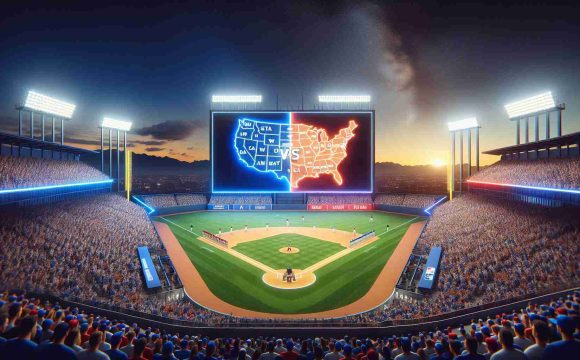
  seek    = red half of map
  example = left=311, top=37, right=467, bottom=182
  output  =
left=290, top=119, right=357, bottom=189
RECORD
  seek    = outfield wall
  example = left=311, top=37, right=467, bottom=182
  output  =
left=154, top=204, right=207, bottom=216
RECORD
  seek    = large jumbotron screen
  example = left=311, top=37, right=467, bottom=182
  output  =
left=211, top=111, right=374, bottom=193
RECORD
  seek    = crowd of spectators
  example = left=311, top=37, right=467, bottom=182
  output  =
left=469, top=157, right=580, bottom=189
left=209, top=195, right=272, bottom=205
left=409, top=193, right=580, bottom=319
left=175, top=194, right=207, bottom=206
left=0, top=193, right=164, bottom=313
left=139, top=194, right=208, bottom=209
left=373, top=195, right=440, bottom=209
left=141, top=195, right=178, bottom=209
left=0, top=291, right=578, bottom=359
left=307, top=195, right=373, bottom=205
left=0, top=155, right=109, bottom=189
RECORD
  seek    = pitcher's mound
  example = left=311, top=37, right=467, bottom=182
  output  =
left=278, top=247, right=300, bottom=254
left=262, top=269, right=316, bottom=289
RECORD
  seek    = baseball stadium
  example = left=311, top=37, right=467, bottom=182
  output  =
left=0, top=2, right=579, bottom=360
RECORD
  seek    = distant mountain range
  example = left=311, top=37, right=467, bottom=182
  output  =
left=84, top=152, right=478, bottom=177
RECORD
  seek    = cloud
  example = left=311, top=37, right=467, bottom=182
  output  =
left=66, top=137, right=101, bottom=146
left=133, top=139, right=167, bottom=146
left=145, top=147, right=165, bottom=152
left=134, top=120, right=204, bottom=141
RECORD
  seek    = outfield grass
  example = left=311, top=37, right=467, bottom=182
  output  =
left=156, top=211, right=422, bottom=314
left=232, top=234, right=345, bottom=270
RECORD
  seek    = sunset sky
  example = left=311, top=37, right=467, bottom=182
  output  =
left=0, top=1, right=579, bottom=166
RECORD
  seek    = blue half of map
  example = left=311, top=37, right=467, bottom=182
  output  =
left=234, top=117, right=291, bottom=186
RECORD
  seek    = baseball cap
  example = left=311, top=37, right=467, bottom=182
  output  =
left=110, top=332, right=123, bottom=347
left=53, top=322, right=69, bottom=340
left=343, top=344, right=352, bottom=355
left=550, top=315, right=576, bottom=333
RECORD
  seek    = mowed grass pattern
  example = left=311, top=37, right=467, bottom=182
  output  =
left=157, top=211, right=423, bottom=314
left=232, top=234, right=345, bottom=270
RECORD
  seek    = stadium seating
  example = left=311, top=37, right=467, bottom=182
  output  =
left=209, top=195, right=272, bottom=205
left=0, top=291, right=577, bottom=359
left=0, top=155, right=109, bottom=189
left=141, top=194, right=178, bottom=208
left=373, top=194, right=440, bottom=209
left=468, top=157, right=580, bottom=189
left=175, top=194, right=207, bottom=206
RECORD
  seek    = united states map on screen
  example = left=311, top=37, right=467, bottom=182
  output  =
left=211, top=111, right=373, bottom=193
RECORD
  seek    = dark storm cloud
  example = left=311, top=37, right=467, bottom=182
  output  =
left=134, top=140, right=167, bottom=146
left=145, top=147, right=164, bottom=152
left=134, top=120, right=204, bottom=141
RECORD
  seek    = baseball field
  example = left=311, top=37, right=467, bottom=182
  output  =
left=154, top=211, right=424, bottom=318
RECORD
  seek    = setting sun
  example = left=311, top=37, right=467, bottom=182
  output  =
left=432, top=159, right=445, bottom=167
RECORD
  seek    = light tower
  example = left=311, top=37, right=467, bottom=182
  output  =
left=16, top=91, right=76, bottom=158
left=317, top=95, right=372, bottom=110
left=211, top=95, right=262, bottom=111
left=504, top=91, right=565, bottom=158
left=100, top=117, right=132, bottom=192
left=447, top=117, right=480, bottom=197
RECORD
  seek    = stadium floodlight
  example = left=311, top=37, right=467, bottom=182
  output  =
left=447, top=117, right=478, bottom=131
left=102, top=117, right=132, bottom=131
left=24, top=91, right=76, bottom=118
left=318, top=95, right=371, bottom=103
left=504, top=91, right=555, bottom=118
left=211, top=95, right=262, bottom=103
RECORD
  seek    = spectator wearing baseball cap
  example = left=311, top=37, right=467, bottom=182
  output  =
left=323, top=341, right=341, bottom=360
left=542, top=315, right=580, bottom=360
left=175, top=339, right=192, bottom=360
left=393, top=337, right=419, bottom=360
left=280, top=341, right=300, bottom=360
left=153, top=340, right=178, bottom=360
left=429, top=342, right=446, bottom=360
left=512, top=323, right=532, bottom=350
left=106, top=331, right=129, bottom=360
left=490, top=329, right=526, bottom=360
left=0, top=315, right=37, bottom=360
left=36, top=322, right=78, bottom=360
left=339, top=344, right=354, bottom=360
left=484, top=338, right=499, bottom=358
left=524, top=320, right=549, bottom=360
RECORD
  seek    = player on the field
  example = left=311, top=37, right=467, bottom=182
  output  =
left=369, top=215, right=374, bottom=223
left=287, top=240, right=292, bottom=252
left=244, top=224, right=248, bottom=232
left=313, top=224, right=316, bottom=231
left=386, top=224, right=390, bottom=232
left=230, top=226, right=233, bottom=232
left=218, top=228, right=222, bottom=235
left=286, top=219, right=289, bottom=227
left=266, top=223, right=269, bottom=230
left=353, top=227, right=356, bottom=236
left=190, top=225, right=193, bottom=232
left=301, top=215, right=305, bottom=223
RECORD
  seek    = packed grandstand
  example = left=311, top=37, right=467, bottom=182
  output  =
left=0, top=291, right=578, bottom=359
left=1, top=144, right=579, bottom=360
